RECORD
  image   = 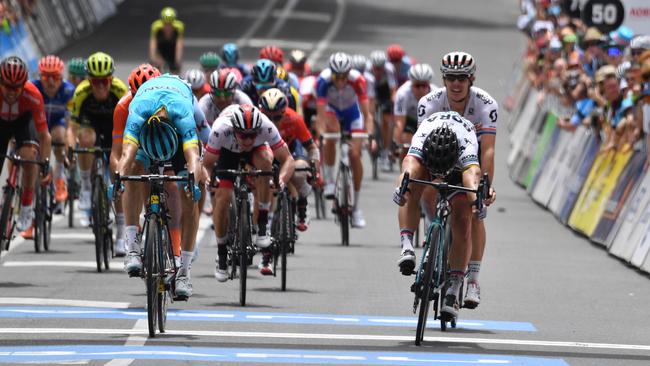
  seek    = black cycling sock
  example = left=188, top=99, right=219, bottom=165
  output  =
left=258, top=209, right=269, bottom=236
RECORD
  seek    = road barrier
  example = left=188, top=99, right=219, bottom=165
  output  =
left=507, top=82, right=650, bottom=274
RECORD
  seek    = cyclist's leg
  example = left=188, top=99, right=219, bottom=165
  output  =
left=51, top=123, right=67, bottom=203
left=465, top=217, right=485, bottom=307
left=321, top=107, right=339, bottom=197
left=122, top=153, right=147, bottom=274
left=291, top=156, right=312, bottom=231
left=109, top=144, right=126, bottom=256
left=342, top=105, right=366, bottom=226
left=251, top=146, right=273, bottom=251
left=76, top=127, right=97, bottom=215
left=443, top=191, right=473, bottom=318
left=397, top=156, right=427, bottom=273
left=212, top=149, right=238, bottom=281
left=15, top=117, right=40, bottom=234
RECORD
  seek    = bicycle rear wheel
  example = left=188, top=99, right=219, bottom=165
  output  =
left=415, top=224, right=443, bottom=345
left=43, top=183, right=53, bottom=251
left=144, top=217, right=160, bottom=337
left=33, top=183, right=45, bottom=253
left=158, top=226, right=172, bottom=333
left=0, top=186, right=16, bottom=253
left=67, top=169, right=76, bottom=228
left=280, top=194, right=290, bottom=291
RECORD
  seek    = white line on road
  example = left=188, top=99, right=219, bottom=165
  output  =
left=3, top=328, right=650, bottom=352
left=103, top=319, right=147, bottom=366
left=0, top=298, right=130, bottom=309
left=237, top=0, right=280, bottom=46
left=50, top=233, right=94, bottom=240
left=268, top=0, right=299, bottom=38
left=2, top=261, right=122, bottom=268
left=307, top=0, right=346, bottom=65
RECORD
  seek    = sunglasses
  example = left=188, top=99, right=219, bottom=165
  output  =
left=254, top=82, right=274, bottom=91
left=235, top=131, right=258, bottom=140
left=412, top=83, right=430, bottom=89
left=89, top=77, right=110, bottom=87
left=212, top=89, right=234, bottom=97
left=444, top=74, right=469, bottom=82
left=41, top=74, right=62, bottom=82
left=332, top=72, right=348, bottom=81
left=0, top=82, right=23, bottom=92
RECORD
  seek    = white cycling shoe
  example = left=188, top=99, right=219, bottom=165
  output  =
left=351, top=209, right=366, bottom=228
left=16, top=206, right=33, bottom=232
left=175, top=275, right=193, bottom=298
left=124, top=252, right=142, bottom=276
left=324, top=183, right=335, bottom=199
left=78, top=190, right=92, bottom=211
left=464, top=282, right=480, bottom=309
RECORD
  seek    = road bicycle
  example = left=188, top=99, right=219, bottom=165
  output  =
left=113, top=166, right=196, bottom=337
left=0, top=153, right=50, bottom=254
left=70, top=146, right=113, bottom=272
left=397, top=172, right=490, bottom=345
left=322, top=132, right=367, bottom=246
left=212, top=163, right=276, bottom=306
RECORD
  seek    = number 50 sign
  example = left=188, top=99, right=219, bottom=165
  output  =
left=581, top=0, right=625, bottom=33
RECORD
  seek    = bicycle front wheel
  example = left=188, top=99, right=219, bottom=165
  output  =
left=338, top=166, right=351, bottom=246
left=33, top=184, right=45, bottom=253
left=280, top=194, right=290, bottom=291
left=415, top=224, right=443, bottom=346
left=67, top=169, right=76, bottom=228
left=92, top=176, right=104, bottom=272
left=43, top=183, right=53, bottom=251
left=144, top=217, right=160, bottom=337
left=238, top=200, right=250, bottom=307
left=0, top=186, right=16, bottom=253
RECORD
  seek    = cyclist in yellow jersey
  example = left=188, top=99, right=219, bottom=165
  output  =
left=66, top=52, right=127, bottom=230
left=149, top=7, right=184, bottom=74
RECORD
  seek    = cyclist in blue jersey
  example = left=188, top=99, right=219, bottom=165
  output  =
left=115, top=74, right=204, bottom=299
left=32, top=55, right=75, bottom=214
left=221, top=43, right=250, bottom=78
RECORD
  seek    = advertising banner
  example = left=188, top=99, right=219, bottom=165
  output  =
left=558, top=136, right=600, bottom=223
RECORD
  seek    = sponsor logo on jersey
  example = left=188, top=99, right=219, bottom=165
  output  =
left=475, top=92, right=493, bottom=105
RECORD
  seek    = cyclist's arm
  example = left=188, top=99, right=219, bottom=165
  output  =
left=462, top=164, right=481, bottom=204
left=393, top=115, right=405, bottom=142
left=183, top=145, right=202, bottom=184
left=65, top=122, right=79, bottom=151
left=31, top=92, right=52, bottom=162
left=273, top=144, right=296, bottom=186
left=149, top=37, right=160, bottom=65
left=360, top=99, right=374, bottom=136
left=175, top=36, right=184, bottom=68
left=37, top=129, right=52, bottom=164
left=117, top=142, right=138, bottom=176
left=480, top=135, right=495, bottom=181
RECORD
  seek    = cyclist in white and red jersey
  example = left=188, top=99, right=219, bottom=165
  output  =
left=393, top=64, right=437, bottom=151
left=198, top=69, right=252, bottom=125
left=204, top=104, right=295, bottom=279
left=417, top=51, right=498, bottom=309
left=368, top=50, right=397, bottom=171
left=387, top=44, right=414, bottom=86
left=316, top=52, right=374, bottom=228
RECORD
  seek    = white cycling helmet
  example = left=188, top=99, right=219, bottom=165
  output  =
left=231, top=104, right=263, bottom=131
left=351, top=54, right=367, bottom=72
left=183, top=68, right=205, bottom=90
left=329, top=52, right=352, bottom=74
left=209, top=69, right=238, bottom=91
left=369, top=50, right=387, bottom=67
left=630, top=35, right=650, bottom=51
left=408, top=63, right=434, bottom=82
left=440, top=51, right=476, bottom=76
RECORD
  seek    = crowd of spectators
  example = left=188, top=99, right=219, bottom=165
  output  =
left=518, top=0, right=650, bottom=162
left=0, top=0, right=35, bottom=34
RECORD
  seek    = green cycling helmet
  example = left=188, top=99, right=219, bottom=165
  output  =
left=199, top=52, right=221, bottom=69
left=161, top=7, right=177, bottom=23
left=68, top=57, right=86, bottom=77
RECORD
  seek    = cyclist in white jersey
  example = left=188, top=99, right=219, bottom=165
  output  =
left=204, top=104, right=295, bottom=279
left=198, top=69, right=252, bottom=125
left=368, top=50, right=397, bottom=171
left=393, top=111, right=489, bottom=319
left=393, top=63, right=437, bottom=153
left=417, top=51, right=497, bottom=309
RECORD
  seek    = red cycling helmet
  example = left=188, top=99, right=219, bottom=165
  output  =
left=387, top=44, right=405, bottom=63
left=38, top=55, right=65, bottom=75
left=260, top=46, right=284, bottom=64
left=0, top=56, right=28, bottom=87
left=209, top=69, right=238, bottom=91
left=128, top=63, right=161, bottom=93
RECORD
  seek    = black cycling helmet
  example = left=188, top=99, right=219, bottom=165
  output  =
left=422, top=123, right=459, bottom=177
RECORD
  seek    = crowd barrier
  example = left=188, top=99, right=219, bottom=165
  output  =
left=507, top=83, right=650, bottom=274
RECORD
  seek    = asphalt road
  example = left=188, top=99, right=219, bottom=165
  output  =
left=1, top=0, right=650, bottom=365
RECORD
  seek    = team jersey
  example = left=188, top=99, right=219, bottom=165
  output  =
left=0, top=81, right=48, bottom=132
left=417, top=86, right=498, bottom=140
left=205, top=104, right=286, bottom=155
left=392, top=56, right=414, bottom=86
left=32, top=79, right=75, bottom=128
left=114, top=91, right=209, bottom=145
left=316, top=68, right=368, bottom=111
left=368, top=62, right=397, bottom=101
left=69, top=77, right=128, bottom=128
left=363, top=71, right=376, bottom=99
left=394, top=80, right=437, bottom=119
left=299, top=75, right=318, bottom=110
left=408, top=111, right=479, bottom=171
left=124, top=75, right=199, bottom=151
left=240, top=76, right=299, bottom=113
left=197, top=89, right=253, bottom=126
left=276, top=107, right=313, bottom=147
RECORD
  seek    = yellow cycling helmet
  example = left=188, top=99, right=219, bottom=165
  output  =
left=86, top=52, right=114, bottom=77
left=161, top=7, right=177, bottom=23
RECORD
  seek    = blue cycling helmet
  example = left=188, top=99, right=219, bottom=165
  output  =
left=253, top=58, right=276, bottom=84
left=222, top=43, right=239, bottom=66
left=139, top=114, right=179, bottom=162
